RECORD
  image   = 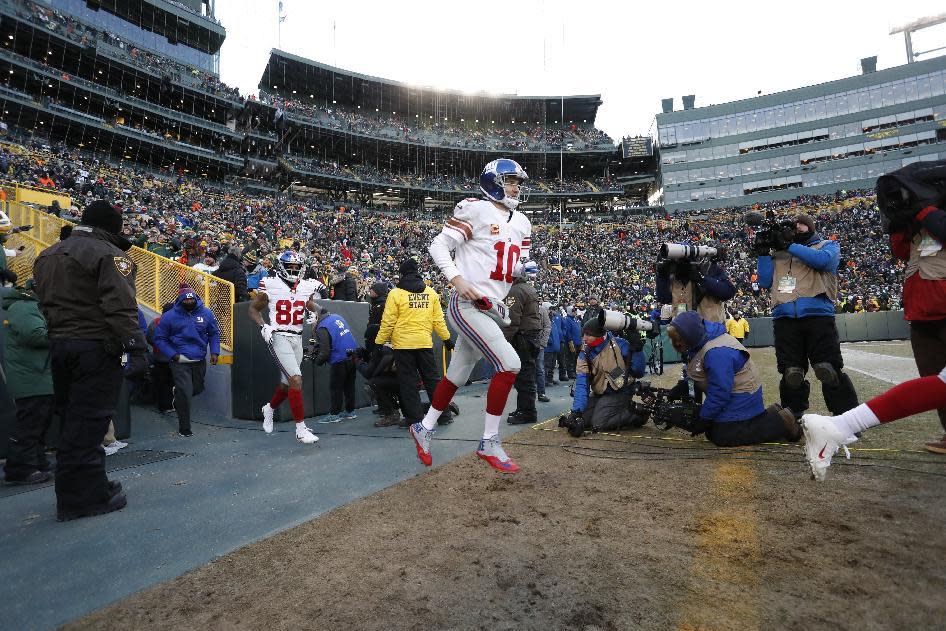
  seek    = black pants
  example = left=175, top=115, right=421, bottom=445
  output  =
left=585, top=390, right=643, bottom=432
left=773, top=316, right=858, bottom=415
left=370, top=372, right=401, bottom=415
left=707, top=408, right=799, bottom=447
left=512, top=332, right=540, bottom=420
left=562, top=343, right=577, bottom=379
left=545, top=349, right=566, bottom=381
left=393, top=348, right=440, bottom=422
left=4, top=395, right=54, bottom=480
left=170, top=360, right=207, bottom=433
left=329, top=360, right=356, bottom=414
left=152, top=361, right=174, bottom=412
left=910, top=318, right=946, bottom=432
left=50, top=339, right=122, bottom=511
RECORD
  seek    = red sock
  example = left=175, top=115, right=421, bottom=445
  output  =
left=269, top=386, right=288, bottom=409
left=287, top=388, right=305, bottom=422
left=485, top=371, right=518, bottom=416
left=429, top=378, right=459, bottom=412
left=867, top=375, right=946, bottom=423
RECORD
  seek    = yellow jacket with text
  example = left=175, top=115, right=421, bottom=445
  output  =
left=375, top=286, right=450, bottom=349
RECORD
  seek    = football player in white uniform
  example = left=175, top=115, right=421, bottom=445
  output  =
left=411, top=158, right=532, bottom=473
left=249, top=251, right=327, bottom=444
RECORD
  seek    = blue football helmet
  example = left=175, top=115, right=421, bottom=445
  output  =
left=480, top=159, right=529, bottom=211
left=277, top=250, right=305, bottom=284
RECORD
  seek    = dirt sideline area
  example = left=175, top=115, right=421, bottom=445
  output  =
left=66, top=344, right=946, bottom=630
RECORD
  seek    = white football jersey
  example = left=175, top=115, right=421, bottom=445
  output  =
left=439, top=198, right=532, bottom=300
left=260, top=275, right=325, bottom=333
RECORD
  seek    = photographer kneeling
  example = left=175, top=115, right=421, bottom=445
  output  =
left=667, top=311, right=801, bottom=447
left=566, top=317, right=646, bottom=434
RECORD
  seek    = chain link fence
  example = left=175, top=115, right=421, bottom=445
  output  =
left=5, top=201, right=234, bottom=351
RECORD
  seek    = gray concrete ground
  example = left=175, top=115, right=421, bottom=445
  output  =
left=0, top=379, right=574, bottom=631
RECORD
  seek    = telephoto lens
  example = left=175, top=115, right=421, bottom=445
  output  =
left=659, top=243, right=718, bottom=260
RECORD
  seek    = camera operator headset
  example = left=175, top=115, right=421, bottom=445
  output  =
left=877, top=160, right=946, bottom=453
left=655, top=243, right=736, bottom=324
left=564, top=311, right=647, bottom=434
left=753, top=212, right=858, bottom=418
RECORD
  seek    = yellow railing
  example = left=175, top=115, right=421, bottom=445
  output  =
left=5, top=202, right=234, bottom=351
left=0, top=181, right=71, bottom=210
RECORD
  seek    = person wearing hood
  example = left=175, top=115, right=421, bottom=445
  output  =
left=154, top=285, right=221, bottom=437
left=33, top=200, right=148, bottom=521
left=213, top=245, right=249, bottom=303
left=2, top=280, right=55, bottom=485
left=667, top=311, right=801, bottom=447
left=364, top=281, right=390, bottom=362
left=375, top=257, right=454, bottom=427
left=756, top=213, right=858, bottom=419
left=565, top=317, right=646, bottom=434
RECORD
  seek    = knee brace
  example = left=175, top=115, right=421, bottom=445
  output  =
left=812, top=362, right=839, bottom=387
left=784, top=366, right=807, bottom=389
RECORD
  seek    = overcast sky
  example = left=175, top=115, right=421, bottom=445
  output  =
left=215, top=1, right=946, bottom=141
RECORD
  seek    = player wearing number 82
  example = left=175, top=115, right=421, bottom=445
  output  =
left=417, top=158, right=532, bottom=473
left=249, top=251, right=327, bottom=443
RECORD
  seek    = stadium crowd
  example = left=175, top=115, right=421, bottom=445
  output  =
left=283, top=154, right=618, bottom=194
left=0, top=131, right=904, bottom=321
left=259, top=91, right=614, bottom=152
left=7, top=0, right=614, bottom=155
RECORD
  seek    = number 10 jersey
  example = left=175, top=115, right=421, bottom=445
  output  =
left=438, top=198, right=532, bottom=301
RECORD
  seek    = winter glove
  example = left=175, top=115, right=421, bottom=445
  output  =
left=260, top=324, right=275, bottom=344
left=568, top=341, right=576, bottom=354
left=124, top=350, right=149, bottom=379
left=442, top=338, right=455, bottom=351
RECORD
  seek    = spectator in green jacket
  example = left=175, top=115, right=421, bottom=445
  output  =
left=2, top=281, right=55, bottom=485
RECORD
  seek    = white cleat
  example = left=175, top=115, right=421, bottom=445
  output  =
left=295, top=423, right=319, bottom=444
left=261, top=403, right=274, bottom=434
left=801, top=413, right=857, bottom=482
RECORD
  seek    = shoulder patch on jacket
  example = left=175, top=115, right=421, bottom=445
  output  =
left=114, top=256, right=133, bottom=277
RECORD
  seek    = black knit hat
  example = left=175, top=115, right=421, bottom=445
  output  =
left=399, top=256, right=419, bottom=276
left=582, top=317, right=604, bottom=338
left=80, top=200, right=122, bottom=235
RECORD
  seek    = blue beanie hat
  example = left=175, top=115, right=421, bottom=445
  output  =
left=669, top=311, right=705, bottom=349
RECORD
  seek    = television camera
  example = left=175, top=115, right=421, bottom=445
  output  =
left=744, top=211, right=798, bottom=252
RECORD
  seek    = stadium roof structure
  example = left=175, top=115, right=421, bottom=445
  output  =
left=87, top=0, right=226, bottom=55
left=259, top=49, right=604, bottom=125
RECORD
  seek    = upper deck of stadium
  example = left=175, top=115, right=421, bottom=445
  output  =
left=258, top=48, right=615, bottom=155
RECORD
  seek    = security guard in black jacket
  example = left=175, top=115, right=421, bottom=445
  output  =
left=33, top=200, right=148, bottom=521
left=504, top=264, right=542, bottom=425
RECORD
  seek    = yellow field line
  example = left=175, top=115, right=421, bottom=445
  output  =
left=677, top=460, right=761, bottom=630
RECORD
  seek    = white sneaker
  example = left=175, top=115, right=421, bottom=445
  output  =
left=103, top=443, right=120, bottom=456
left=261, top=403, right=274, bottom=434
left=802, top=413, right=857, bottom=482
left=295, top=423, right=319, bottom=444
